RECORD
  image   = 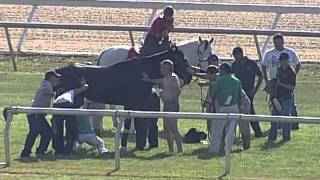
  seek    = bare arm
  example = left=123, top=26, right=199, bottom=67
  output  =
left=277, top=78, right=295, bottom=91
left=74, top=84, right=89, bottom=95
left=250, top=74, right=263, bottom=97
left=295, top=63, right=301, bottom=74
left=43, top=91, right=56, bottom=97
left=74, top=76, right=89, bottom=94
left=141, top=72, right=164, bottom=85
left=193, top=72, right=218, bottom=81
left=261, top=65, right=268, bottom=82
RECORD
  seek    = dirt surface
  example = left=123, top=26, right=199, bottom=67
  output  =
left=0, top=0, right=319, bottom=61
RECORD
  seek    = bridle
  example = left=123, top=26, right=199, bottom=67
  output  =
left=196, top=40, right=209, bottom=68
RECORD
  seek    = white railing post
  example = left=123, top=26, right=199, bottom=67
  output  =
left=224, top=113, right=239, bottom=176
left=17, top=5, right=37, bottom=52
left=114, top=115, right=124, bottom=170
left=3, top=109, right=13, bottom=167
left=262, top=13, right=282, bottom=55
left=4, top=27, right=17, bottom=72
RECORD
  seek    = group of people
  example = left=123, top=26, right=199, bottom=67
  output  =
left=187, top=33, right=299, bottom=154
left=20, top=72, right=109, bottom=158
left=20, top=6, right=300, bottom=157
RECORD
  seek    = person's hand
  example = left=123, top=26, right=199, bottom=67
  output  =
left=141, top=72, right=149, bottom=81
left=276, top=78, right=282, bottom=86
left=249, top=88, right=258, bottom=97
left=79, top=76, right=87, bottom=86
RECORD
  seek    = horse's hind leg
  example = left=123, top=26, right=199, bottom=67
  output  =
left=147, top=93, right=160, bottom=149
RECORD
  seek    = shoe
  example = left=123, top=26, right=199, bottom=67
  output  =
left=166, top=152, right=174, bottom=156
left=177, top=152, right=184, bottom=156
left=254, top=132, right=263, bottom=138
left=119, top=146, right=127, bottom=151
left=100, top=148, right=109, bottom=154
left=20, top=152, right=30, bottom=158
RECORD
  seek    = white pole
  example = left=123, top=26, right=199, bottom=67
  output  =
left=115, top=115, right=124, bottom=170
left=224, top=114, right=239, bottom=176
left=17, top=5, right=37, bottom=52
left=4, top=110, right=13, bottom=166
left=261, top=13, right=282, bottom=55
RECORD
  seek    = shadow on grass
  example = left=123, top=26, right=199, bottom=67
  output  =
left=260, top=140, right=286, bottom=150
left=15, top=148, right=135, bottom=163
left=190, top=147, right=224, bottom=160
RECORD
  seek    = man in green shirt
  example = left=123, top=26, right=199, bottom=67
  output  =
left=208, top=63, right=242, bottom=154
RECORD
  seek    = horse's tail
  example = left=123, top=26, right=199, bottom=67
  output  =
left=128, top=46, right=140, bottom=60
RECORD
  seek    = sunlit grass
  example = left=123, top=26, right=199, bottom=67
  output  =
left=0, top=55, right=320, bottom=179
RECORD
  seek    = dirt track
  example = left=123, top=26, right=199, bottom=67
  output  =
left=0, top=0, right=319, bottom=61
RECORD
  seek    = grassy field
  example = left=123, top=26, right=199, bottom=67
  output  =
left=0, top=55, right=320, bottom=179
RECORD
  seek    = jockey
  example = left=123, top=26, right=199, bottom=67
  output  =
left=140, top=6, right=174, bottom=56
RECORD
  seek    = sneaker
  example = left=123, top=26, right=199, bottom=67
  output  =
left=177, top=152, right=184, bottom=156
left=100, top=148, right=109, bottom=154
left=119, top=146, right=127, bottom=151
left=20, top=152, right=30, bottom=158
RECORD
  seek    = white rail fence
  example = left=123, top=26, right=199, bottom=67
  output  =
left=1, top=1, right=320, bottom=70
left=2, top=106, right=320, bottom=176
left=2, top=21, right=320, bottom=72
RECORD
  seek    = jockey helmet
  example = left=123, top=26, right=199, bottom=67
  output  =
left=163, top=6, right=174, bottom=17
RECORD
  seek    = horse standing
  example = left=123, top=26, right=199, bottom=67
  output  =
left=94, top=37, right=213, bottom=135
left=98, top=37, right=213, bottom=70
left=54, top=47, right=192, bottom=150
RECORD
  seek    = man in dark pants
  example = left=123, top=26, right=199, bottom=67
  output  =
left=268, top=53, right=296, bottom=142
left=261, top=33, right=300, bottom=130
left=52, top=76, right=89, bottom=155
left=20, top=71, right=61, bottom=158
left=120, top=92, right=160, bottom=150
left=231, top=47, right=264, bottom=137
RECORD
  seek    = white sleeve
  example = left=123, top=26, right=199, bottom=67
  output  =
left=291, top=50, right=300, bottom=65
left=261, top=52, right=269, bottom=66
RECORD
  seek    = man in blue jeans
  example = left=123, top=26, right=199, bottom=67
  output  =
left=20, top=70, right=61, bottom=158
left=268, top=53, right=296, bottom=142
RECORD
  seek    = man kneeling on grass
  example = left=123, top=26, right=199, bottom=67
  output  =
left=75, top=115, right=109, bottom=155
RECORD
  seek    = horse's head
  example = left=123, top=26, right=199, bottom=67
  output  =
left=166, top=45, right=193, bottom=85
left=53, top=64, right=85, bottom=96
left=197, top=37, right=214, bottom=69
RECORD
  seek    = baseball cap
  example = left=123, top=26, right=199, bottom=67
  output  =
left=206, top=65, right=220, bottom=74
left=45, top=70, right=62, bottom=80
left=204, top=53, right=218, bottom=62
left=279, top=53, right=289, bottom=61
left=219, top=62, right=232, bottom=73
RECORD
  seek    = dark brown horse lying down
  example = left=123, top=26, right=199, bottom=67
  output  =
left=54, top=47, right=192, bottom=150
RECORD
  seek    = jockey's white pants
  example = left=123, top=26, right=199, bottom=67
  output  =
left=78, top=133, right=107, bottom=154
left=209, top=104, right=239, bottom=153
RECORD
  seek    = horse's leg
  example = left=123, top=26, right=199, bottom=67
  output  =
left=87, top=102, right=105, bottom=137
left=146, top=93, right=160, bottom=149
left=133, top=100, right=149, bottom=150
left=120, top=105, right=132, bottom=149
left=109, top=104, right=118, bottom=127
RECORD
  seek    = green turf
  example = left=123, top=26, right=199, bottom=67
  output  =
left=0, top=55, right=320, bottom=179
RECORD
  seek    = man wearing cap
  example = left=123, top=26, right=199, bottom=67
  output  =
left=232, top=47, right=263, bottom=137
left=21, top=70, right=61, bottom=158
left=261, top=33, right=301, bottom=130
left=268, top=52, right=296, bottom=142
left=208, top=63, right=242, bottom=154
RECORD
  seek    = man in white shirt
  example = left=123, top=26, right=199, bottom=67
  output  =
left=261, top=33, right=301, bottom=130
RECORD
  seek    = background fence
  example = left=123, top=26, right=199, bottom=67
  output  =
left=0, top=0, right=320, bottom=61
